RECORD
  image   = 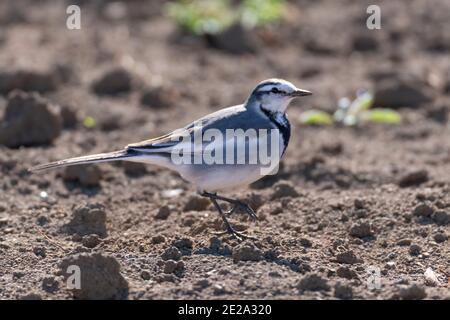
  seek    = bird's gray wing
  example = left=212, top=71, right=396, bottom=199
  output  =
left=127, top=103, right=276, bottom=156
left=127, top=104, right=264, bottom=153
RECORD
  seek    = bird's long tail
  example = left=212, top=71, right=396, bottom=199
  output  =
left=29, top=149, right=138, bottom=173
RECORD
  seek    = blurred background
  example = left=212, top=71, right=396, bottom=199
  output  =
left=0, top=0, right=449, bottom=300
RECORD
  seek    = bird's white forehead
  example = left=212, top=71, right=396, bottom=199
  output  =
left=255, top=78, right=297, bottom=92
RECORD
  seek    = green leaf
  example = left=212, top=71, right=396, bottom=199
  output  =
left=299, top=110, right=333, bottom=125
left=240, top=0, right=285, bottom=28
left=83, top=116, right=96, bottom=129
left=348, top=91, right=373, bottom=116
left=361, top=109, right=401, bottom=124
left=165, top=0, right=234, bottom=35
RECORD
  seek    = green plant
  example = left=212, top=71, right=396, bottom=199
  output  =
left=240, top=0, right=285, bottom=28
left=165, top=0, right=286, bottom=36
left=299, top=90, right=401, bottom=126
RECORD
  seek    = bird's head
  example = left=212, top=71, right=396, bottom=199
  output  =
left=248, top=78, right=312, bottom=113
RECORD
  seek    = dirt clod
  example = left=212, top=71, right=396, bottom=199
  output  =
left=60, top=253, right=129, bottom=300
left=232, top=242, right=262, bottom=262
left=409, top=244, right=421, bottom=256
left=433, top=232, right=448, bottom=243
left=297, top=274, right=330, bottom=292
left=62, top=165, right=102, bottom=187
left=140, top=85, right=180, bottom=109
left=0, top=70, right=57, bottom=94
left=334, top=283, right=353, bottom=299
left=271, top=181, right=299, bottom=200
left=0, top=91, right=62, bottom=148
left=432, top=211, right=449, bottom=225
left=335, top=250, right=360, bottom=264
left=91, top=68, right=132, bottom=95
left=398, top=284, right=427, bottom=300
left=349, top=222, right=373, bottom=238
left=373, top=77, right=433, bottom=109
left=81, top=234, right=101, bottom=248
left=155, top=205, right=171, bottom=220
left=413, top=203, right=434, bottom=217
left=398, top=170, right=429, bottom=188
left=65, top=203, right=107, bottom=237
left=161, top=246, right=182, bottom=261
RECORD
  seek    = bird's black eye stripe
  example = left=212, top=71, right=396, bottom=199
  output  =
left=271, top=87, right=280, bottom=93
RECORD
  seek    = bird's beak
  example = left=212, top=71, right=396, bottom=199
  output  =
left=290, top=89, right=312, bottom=97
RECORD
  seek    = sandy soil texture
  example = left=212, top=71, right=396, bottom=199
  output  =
left=0, top=0, right=449, bottom=300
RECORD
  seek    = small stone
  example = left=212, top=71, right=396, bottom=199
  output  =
left=413, top=203, right=434, bottom=217
left=409, top=244, right=421, bottom=256
left=0, top=70, right=57, bottom=94
left=161, top=246, right=182, bottom=261
left=349, top=222, right=373, bottom=238
left=354, top=199, right=365, bottom=209
left=424, top=268, right=440, bottom=287
left=232, top=243, right=262, bottom=262
left=398, top=170, right=429, bottom=188
left=336, top=250, right=359, bottom=264
left=155, top=205, right=171, bottom=220
left=151, top=235, right=166, bottom=244
left=91, top=68, right=132, bottom=95
left=433, top=232, right=447, bottom=243
left=398, top=284, right=427, bottom=300
left=81, top=234, right=101, bottom=248
left=163, top=260, right=184, bottom=275
left=60, top=253, right=129, bottom=299
left=397, top=239, right=412, bottom=246
left=19, top=292, right=42, bottom=300
left=60, top=105, right=78, bottom=129
left=140, top=85, right=180, bottom=109
left=299, top=237, right=312, bottom=248
left=63, top=165, right=102, bottom=187
left=172, top=237, right=193, bottom=251
left=334, top=283, right=353, bottom=299
left=270, top=181, right=299, bottom=200
left=297, top=274, right=330, bottom=292
left=65, top=203, right=107, bottom=237
left=0, top=91, right=62, bottom=148
left=432, top=211, right=450, bottom=225
left=33, top=246, right=46, bottom=258
left=205, top=23, right=259, bottom=54
left=183, top=195, right=210, bottom=212
left=42, top=276, right=59, bottom=293
left=336, top=267, right=358, bottom=279
left=140, top=270, right=151, bottom=280
left=373, top=77, right=433, bottom=109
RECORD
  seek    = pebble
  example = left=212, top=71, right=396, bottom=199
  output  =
left=349, top=222, right=373, bottom=238
left=161, top=246, right=182, bottom=261
left=297, top=274, right=330, bottom=292
left=232, top=243, right=263, bottom=262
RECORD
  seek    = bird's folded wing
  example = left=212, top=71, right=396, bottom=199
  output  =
left=126, top=127, right=196, bottom=153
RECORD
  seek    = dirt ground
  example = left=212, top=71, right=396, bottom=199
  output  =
left=0, top=0, right=449, bottom=300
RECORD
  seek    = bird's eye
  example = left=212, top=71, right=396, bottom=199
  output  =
left=271, top=88, right=280, bottom=94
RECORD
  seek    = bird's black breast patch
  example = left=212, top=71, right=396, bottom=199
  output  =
left=260, top=107, right=291, bottom=155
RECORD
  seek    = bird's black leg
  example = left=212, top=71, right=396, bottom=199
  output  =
left=201, top=191, right=256, bottom=241
left=202, top=192, right=257, bottom=221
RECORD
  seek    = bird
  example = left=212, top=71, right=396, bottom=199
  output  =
left=30, top=78, right=312, bottom=240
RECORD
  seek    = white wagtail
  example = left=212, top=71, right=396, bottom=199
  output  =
left=30, top=79, right=312, bottom=240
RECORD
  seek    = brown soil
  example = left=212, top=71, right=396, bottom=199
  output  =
left=0, top=0, right=449, bottom=300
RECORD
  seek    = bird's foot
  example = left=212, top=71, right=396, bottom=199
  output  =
left=213, top=226, right=257, bottom=242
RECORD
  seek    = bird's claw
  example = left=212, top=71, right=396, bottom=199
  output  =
left=213, top=227, right=257, bottom=242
